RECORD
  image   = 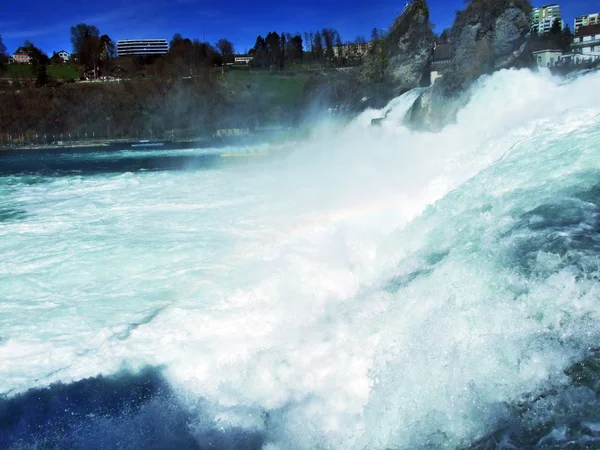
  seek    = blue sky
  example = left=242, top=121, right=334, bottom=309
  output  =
left=0, top=0, right=595, bottom=55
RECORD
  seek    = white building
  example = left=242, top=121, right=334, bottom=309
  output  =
left=332, top=42, right=372, bottom=58
left=233, top=55, right=253, bottom=65
left=533, top=48, right=563, bottom=66
left=57, top=50, right=70, bottom=62
left=572, top=24, right=600, bottom=62
left=117, top=39, right=168, bottom=57
left=531, top=4, right=564, bottom=34
left=575, top=13, right=600, bottom=33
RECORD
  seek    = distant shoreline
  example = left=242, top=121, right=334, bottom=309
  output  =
left=0, top=131, right=297, bottom=154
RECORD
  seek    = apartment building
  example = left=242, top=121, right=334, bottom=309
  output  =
left=332, top=42, right=372, bottom=59
left=531, top=4, right=564, bottom=34
left=572, top=24, right=600, bottom=61
left=575, top=13, right=600, bottom=33
left=117, top=39, right=169, bottom=57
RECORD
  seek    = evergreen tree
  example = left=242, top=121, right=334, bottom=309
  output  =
left=289, top=34, right=303, bottom=64
left=550, top=18, right=562, bottom=35
left=0, top=35, right=7, bottom=73
left=265, top=32, right=282, bottom=69
left=560, top=24, right=573, bottom=52
left=250, top=35, right=269, bottom=69
left=280, top=32, right=286, bottom=69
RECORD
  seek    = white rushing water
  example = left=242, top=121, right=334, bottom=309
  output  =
left=1, top=68, right=600, bottom=449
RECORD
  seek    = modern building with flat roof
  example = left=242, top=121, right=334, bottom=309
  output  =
left=571, top=24, right=600, bottom=62
left=575, top=13, right=600, bottom=33
left=117, top=39, right=169, bottom=57
left=531, top=4, right=564, bottom=34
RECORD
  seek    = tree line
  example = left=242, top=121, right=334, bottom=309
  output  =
left=530, top=18, right=574, bottom=52
left=248, top=29, right=377, bottom=70
left=0, top=22, right=377, bottom=85
left=0, top=24, right=228, bottom=85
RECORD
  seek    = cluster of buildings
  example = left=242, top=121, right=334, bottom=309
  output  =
left=10, top=49, right=70, bottom=64
left=531, top=4, right=564, bottom=34
left=8, top=39, right=171, bottom=65
left=7, top=36, right=374, bottom=68
left=7, top=4, right=599, bottom=81
left=530, top=5, right=600, bottom=67
left=430, top=4, right=600, bottom=84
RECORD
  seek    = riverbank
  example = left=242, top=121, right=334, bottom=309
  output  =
left=0, top=128, right=302, bottom=153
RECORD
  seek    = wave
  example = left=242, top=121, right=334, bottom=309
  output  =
left=1, top=67, right=600, bottom=449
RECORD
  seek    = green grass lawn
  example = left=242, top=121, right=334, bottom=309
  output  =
left=3, top=64, right=79, bottom=80
left=4, top=64, right=32, bottom=78
left=221, top=70, right=310, bottom=102
left=47, top=65, right=80, bottom=80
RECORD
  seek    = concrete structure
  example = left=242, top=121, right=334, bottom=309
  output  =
left=429, top=42, right=451, bottom=85
left=572, top=24, right=600, bottom=62
left=531, top=4, right=564, bottom=34
left=532, top=48, right=563, bottom=66
left=56, top=50, right=70, bottom=62
left=12, top=50, right=31, bottom=64
left=116, top=39, right=168, bottom=57
left=575, top=13, right=600, bottom=33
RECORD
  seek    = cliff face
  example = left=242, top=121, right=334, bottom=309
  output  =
left=382, top=0, right=435, bottom=93
left=354, top=0, right=434, bottom=108
left=407, top=0, right=532, bottom=129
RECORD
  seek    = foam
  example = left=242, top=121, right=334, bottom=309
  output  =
left=1, top=68, right=600, bottom=449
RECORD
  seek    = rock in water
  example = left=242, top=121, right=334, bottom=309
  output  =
left=407, top=0, right=532, bottom=130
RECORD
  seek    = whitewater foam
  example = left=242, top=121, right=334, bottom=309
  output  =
left=1, top=68, right=600, bottom=449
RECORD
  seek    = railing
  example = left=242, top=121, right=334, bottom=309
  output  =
left=0, top=129, right=193, bottom=148
left=572, top=37, right=600, bottom=46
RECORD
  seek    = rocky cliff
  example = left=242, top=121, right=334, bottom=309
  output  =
left=369, top=0, right=435, bottom=93
left=348, top=0, right=434, bottom=110
left=407, top=0, right=532, bottom=130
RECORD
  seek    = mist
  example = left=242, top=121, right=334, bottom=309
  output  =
left=2, top=66, right=600, bottom=450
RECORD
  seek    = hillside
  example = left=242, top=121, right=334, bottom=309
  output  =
left=0, top=66, right=350, bottom=145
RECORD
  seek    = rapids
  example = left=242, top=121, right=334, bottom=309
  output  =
left=1, top=67, right=600, bottom=449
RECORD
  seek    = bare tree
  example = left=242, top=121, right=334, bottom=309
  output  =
left=314, top=31, right=323, bottom=60
left=70, top=23, right=102, bottom=77
left=321, top=28, right=339, bottom=61
left=215, top=38, right=235, bottom=56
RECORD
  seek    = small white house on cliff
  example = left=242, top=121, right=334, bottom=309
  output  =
left=532, top=48, right=563, bottom=67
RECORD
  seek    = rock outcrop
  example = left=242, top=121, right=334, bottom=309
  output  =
left=407, top=0, right=532, bottom=130
left=350, top=0, right=434, bottom=110
left=371, top=0, right=435, bottom=93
